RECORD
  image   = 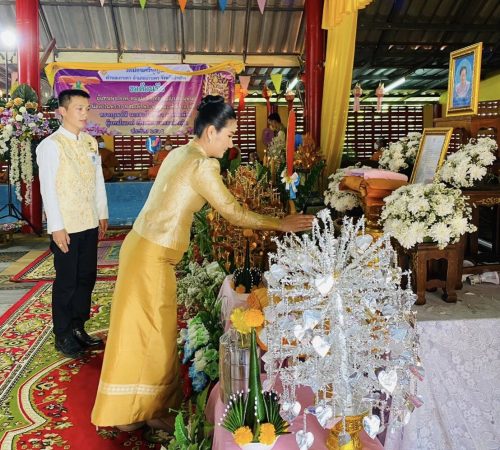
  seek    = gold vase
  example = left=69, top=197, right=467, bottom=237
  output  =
left=326, top=412, right=367, bottom=450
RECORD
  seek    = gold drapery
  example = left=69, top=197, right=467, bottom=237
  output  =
left=322, top=0, right=373, bottom=28
left=320, top=0, right=373, bottom=178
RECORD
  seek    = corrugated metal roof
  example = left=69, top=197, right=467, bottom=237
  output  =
left=0, top=0, right=499, bottom=97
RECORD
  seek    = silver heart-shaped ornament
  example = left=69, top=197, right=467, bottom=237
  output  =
left=296, top=430, right=314, bottom=450
left=338, top=431, right=352, bottom=446
left=312, top=335, right=330, bottom=357
left=294, top=324, right=313, bottom=342
left=378, top=369, right=398, bottom=393
left=362, top=414, right=381, bottom=439
left=355, top=234, right=373, bottom=252
left=281, top=400, right=301, bottom=421
left=315, top=405, right=334, bottom=428
left=314, top=274, right=335, bottom=296
left=303, top=309, right=321, bottom=330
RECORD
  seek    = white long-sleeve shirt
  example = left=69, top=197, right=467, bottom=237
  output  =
left=36, top=126, right=108, bottom=233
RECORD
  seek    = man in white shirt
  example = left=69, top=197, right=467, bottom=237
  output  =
left=36, top=89, right=109, bottom=358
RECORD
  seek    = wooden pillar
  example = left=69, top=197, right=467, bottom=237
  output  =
left=305, top=0, right=325, bottom=146
left=17, top=0, right=42, bottom=234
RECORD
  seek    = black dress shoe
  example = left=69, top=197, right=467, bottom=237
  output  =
left=55, top=335, right=85, bottom=359
left=72, top=328, right=103, bottom=348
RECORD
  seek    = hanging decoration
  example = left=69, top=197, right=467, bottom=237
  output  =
left=262, top=212, right=422, bottom=449
left=270, top=73, right=283, bottom=95
left=238, top=75, right=251, bottom=113
left=218, top=0, right=227, bottom=11
left=262, top=84, right=272, bottom=115
left=281, top=110, right=299, bottom=211
left=376, top=82, right=384, bottom=113
left=178, top=0, right=187, bottom=12
left=257, top=0, right=267, bottom=14
left=139, top=0, right=147, bottom=9
left=285, top=90, right=295, bottom=112
left=99, top=0, right=105, bottom=6
left=352, top=83, right=362, bottom=113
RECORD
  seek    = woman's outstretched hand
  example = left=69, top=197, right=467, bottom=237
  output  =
left=279, top=214, right=315, bottom=233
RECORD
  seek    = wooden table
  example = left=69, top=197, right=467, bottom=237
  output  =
left=393, top=239, right=464, bottom=305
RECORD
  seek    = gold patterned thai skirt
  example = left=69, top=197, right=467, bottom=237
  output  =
left=91, top=230, right=183, bottom=426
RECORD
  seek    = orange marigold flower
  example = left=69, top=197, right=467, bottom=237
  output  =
left=13, top=98, right=23, bottom=106
left=245, top=308, right=264, bottom=328
left=234, top=426, right=253, bottom=446
left=259, top=423, right=276, bottom=445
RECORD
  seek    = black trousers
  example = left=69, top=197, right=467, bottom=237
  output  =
left=50, top=227, right=98, bottom=338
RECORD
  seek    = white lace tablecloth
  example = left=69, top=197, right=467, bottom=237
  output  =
left=385, top=317, right=500, bottom=450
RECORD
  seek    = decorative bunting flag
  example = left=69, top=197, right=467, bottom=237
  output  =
left=239, top=76, right=251, bottom=91
left=219, top=0, right=227, bottom=11
left=99, top=0, right=105, bottom=6
left=270, top=73, right=283, bottom=94
left=257, top=0, right=267, bottom=14
left=139, top=0, right=147, bottom=9
left=178, top=0, right=187, bottom=12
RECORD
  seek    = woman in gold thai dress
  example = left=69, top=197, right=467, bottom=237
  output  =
left=91, top=95, right=314, bottom=431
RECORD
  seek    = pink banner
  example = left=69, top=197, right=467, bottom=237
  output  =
left=53, top=64, right=235, bottom=136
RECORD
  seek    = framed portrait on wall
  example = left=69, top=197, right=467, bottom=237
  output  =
left=410, top=128, right=453, bottom=184
left=446, top=42, right=482, bottom=117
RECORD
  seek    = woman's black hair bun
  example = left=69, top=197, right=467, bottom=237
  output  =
left=197, top=94, right=225, bottom=111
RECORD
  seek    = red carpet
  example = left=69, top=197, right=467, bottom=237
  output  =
left=0, top=281, right=165, bottom=449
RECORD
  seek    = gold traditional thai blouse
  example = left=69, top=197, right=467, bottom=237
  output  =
left=133, top=140, right=280, bottom=251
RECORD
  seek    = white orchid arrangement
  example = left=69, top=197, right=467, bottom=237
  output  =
left=0, top=88, right=54, bottom=204
left=437, top=137, right=497, bottom=188
left=379, top=132, right=422, bottom=173
left=380, top=182, right=476, bottom=249
left=323, top=164, right=370, bottom=212
left=176, top=260, right=226, bottom=311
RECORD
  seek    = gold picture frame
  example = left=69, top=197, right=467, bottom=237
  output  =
left=446, top=42, right=482, bottom=117
left=410, top=128, right=453, bottom=184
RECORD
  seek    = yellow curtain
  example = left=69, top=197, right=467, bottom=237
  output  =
left=322, top=0, right=372, bottom=28
left=45, top=61, right=245, bottom=87
left=320, top=0, right=373, bottom=178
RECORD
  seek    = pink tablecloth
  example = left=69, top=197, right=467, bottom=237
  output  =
left=206, top=382, right=384, bottom=450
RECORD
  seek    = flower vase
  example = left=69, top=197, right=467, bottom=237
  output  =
left=326, top=412, right=368, bottom=450
left=239, top=440, right=277, bottom=450
left=219, top=329, right=252, bottom=404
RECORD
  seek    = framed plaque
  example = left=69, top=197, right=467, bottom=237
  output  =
left=410, top=128, right=453, bottom=184
left=446, top=42, right=483, bottom=117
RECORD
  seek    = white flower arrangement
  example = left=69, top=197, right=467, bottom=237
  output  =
left=379, top=132, right=422, bottom=173
left=177, top=260, right=226, bottom=310
left=437, top=137, right=497, bottom=188
left=323, top=165, right=370, bottom=212
left=380, top=182, right=476, bottom=249
left=0, top=93, right=53, bottom=204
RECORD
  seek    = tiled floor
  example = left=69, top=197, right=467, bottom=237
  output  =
left=0, top=234, right=49, bottom=316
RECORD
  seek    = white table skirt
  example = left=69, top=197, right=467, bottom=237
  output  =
left=385, top=318, right=500, bottom=450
